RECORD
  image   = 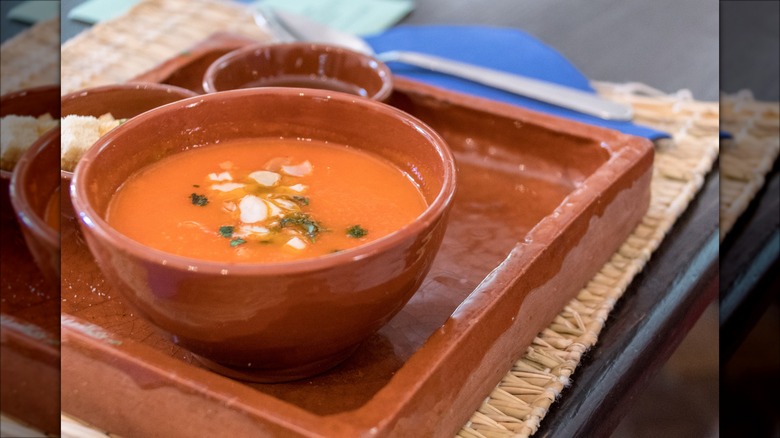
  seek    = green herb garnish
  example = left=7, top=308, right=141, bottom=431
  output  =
left=291, top=196, right=310, bottom=206
left=230, top=238, right=247, bottom=247
left=346, top=225, right=367, bottom=238
left=190, top=193, right=208, bottom=206
left=219, top=226, right=234, bottom=238
left=280, top=212, right=323, bottom=241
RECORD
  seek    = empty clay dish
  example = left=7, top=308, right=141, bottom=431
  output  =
left=71, top=87, right=456, bottom=382
left=202, top=43, right=393, bottom=101
left=10, top=127, right=61, bottom=285
left=59, top=83, right=197, bottom=219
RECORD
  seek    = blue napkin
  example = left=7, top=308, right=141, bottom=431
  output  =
left=365, top=26, right=669, bottom=140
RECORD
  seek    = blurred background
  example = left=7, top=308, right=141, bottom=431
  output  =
left=720, top=1, right=780, bottom=438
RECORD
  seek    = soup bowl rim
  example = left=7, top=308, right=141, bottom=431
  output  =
left=71, top=87, right=456, bottom=276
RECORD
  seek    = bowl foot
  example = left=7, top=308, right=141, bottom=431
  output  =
left=192, top=345, right=360, bottom=383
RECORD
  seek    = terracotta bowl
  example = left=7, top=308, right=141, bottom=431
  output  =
left=0, top=85, right=60, bottom=227
left=59, top=83, right=198, bottom=219
left=1, top=85, right=60, bottom=284
left=71, top=88, right=456, bottom=382
left=10, top=128, right=61, bottom=285
left=202, top=42, right=393, bottom=101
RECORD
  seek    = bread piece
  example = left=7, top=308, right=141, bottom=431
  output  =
left=0, top=114, right=57, bottom=171
left=61, top=115, right=103, bottom=172
left=97, top=112, right=122, bottom=136
left=60, top=113, right=123, bottom=172
left=36, top=113, right=59, bottom=135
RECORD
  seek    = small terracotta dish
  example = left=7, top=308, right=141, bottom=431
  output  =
left=10, top=128, right=61, bottom=285
left=71, top=88, right=456, bottom=382
left=0, top=85, right=60, bottom=221
left=202, top=42, right=393, bottom=101
left=59, top=83, right=197, bottom=219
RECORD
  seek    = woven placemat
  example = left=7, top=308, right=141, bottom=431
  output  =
left=58, top=1, right=720, bottom=436
left=719, top=91, right=780, bottom=239
left=0, top=18, right=60, bottom=95
left=61, top=0, right=270, bottom=94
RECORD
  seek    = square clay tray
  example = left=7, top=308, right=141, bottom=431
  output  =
left=0, top=189, right=60, bottom=433
left=60, top=34, right=653, bottom=437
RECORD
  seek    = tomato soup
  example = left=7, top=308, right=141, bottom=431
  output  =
left=106, top=138, right=427, bottom=263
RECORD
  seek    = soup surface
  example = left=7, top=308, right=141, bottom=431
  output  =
left=106, top=138, right=427, bottom=263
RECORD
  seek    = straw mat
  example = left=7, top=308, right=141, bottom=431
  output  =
left=60, top=0, right=271, bottom=94
left=719, top=91, right=780, bottom=239
left=0, top=18, right=60, bottom=95
left=57, top=1, right=721, bottom=436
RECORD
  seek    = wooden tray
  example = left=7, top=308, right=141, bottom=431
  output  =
left=60, top=34, right=653, bottom=437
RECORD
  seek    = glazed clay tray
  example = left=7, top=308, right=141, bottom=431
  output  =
left=0, top=190, right=60, bottom=434
left=60, top=34, right=654, bottom=437
left=0, top=89, right=60, bottom=434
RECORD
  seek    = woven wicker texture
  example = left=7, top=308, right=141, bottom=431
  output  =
left=719, top=92, right=780, bottom=238
left=58, top=1, right=721, bottom=436
left=0, top=18, right=60, bottom=94
left=61, top=0, right=270, bottom=94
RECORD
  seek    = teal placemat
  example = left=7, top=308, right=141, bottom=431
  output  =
left=251, top=0, right=413, bottom=36
left=67, top=0, right=140, bottom=24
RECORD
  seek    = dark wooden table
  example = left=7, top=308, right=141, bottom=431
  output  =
left=55, top=0, right=729, bottom=436
left=718, top=5, right=779, bottom=435
left=719, top=1, right=780, bottom=358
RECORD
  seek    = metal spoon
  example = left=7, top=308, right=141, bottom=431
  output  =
left=254, top=7, right=634, bottom=121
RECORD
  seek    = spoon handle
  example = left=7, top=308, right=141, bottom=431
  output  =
left=377, top=51, right=633, bottom=121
